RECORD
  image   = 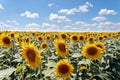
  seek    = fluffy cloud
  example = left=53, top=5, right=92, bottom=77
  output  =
left=7, top=20, right=19, bottom=25
left=20, top=11, right=39, bottom=18
left=58, top=2, right=93, bottom=15
left=0, top=22, right=10, bottom=30
left=42, top=23, right=59, bottom=30
left=75, top=21, right=120, bottom=31
left=99, top=9, right=117, bottom=15
left=0, top=4, right=4, bottom=10
left=25, top=23, right=40, bottom=31
left=64, top=25, right=72, bottom=29
left=48, top=3, right=55, bottom=7
left=92, top=16, right=107, bottom=22
left=49, top=13, right=71, bottom=23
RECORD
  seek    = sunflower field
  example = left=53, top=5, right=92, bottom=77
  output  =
left=0, top=31, right=120, bottom=80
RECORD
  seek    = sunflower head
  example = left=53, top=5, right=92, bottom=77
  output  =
left=21, top=42, right=43, bottom=69
left=95, top=42, right=106, bottom=53
left=54, top=39, right=68, bottom=58
left=82, top=43, right=102, bottom=60
left=79, top=35, right=85, bottom=42
left=40, top=42, right=48, bottom=50
left=55, top=60, right=74, bottom=78
left=79, top=66, right=88, bottom=72
left=60, top=32, right=67, bottom=40
left=0, top=34, right=12, bottom=48
left=37, top=36, right=43, bottom=42
left=70, top=34, right=78, bottom=42
left=87, top=36, right=94, bottom=43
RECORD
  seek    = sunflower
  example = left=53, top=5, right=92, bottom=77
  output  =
left=40, top=42, right=48, bottom=50
left=79, top=35, right=85, bottom=42
left=55, top=60, right=74, bottom=78
left=9, top=32, right=15, bottom=38
left=87, top=36, right=94, bottom=43
left=95, top=42, right=106, bottom=53
left=45, top=35, right=51, bottom=41
left=81, top=43, right=102, bottom=60
left=98, top=35, right=104, bottom=41
left=37, top=36, right=43, bottom=42
left=54, top=39, right=68, bottom=58
left=79, top=66, right=88, bottom=72
left=70, top=34, right=78, bottom=42
left=60, top=32, right=67, bottom=40
left=21, top=42, right=43, bottom=69
left=0, top=34, right=12, bottom=48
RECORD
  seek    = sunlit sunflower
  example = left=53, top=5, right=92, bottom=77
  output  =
left=79, top=35, right=85, bottom=42
left=21, top=42, right=43, bottom=69
left=87, top=36, right=94, bottom=43
left=55, top=60, right=74, bottom=78
left=40, top=42, right=48, bottom=50
left=70, top=34, right=78, bottom=42
left=0, top=34, right=12, bottom=48
left=79, top=66, right=88, bottom=72
left=98, top=35, right=104, bottom=41
left=9, top=32, right=15, bottom=38
left=60, top=32, right=67, bottom=40
left=95, top=42, right=106, bottom=53
left=81, top=43, right=102, bottom=60
left=54, top=39, right=69, bottom=58
left=37, top=36, right=43, bottom=42
left=45, top=35, right=51, bottom=41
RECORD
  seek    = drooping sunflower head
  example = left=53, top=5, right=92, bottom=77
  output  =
left=40, top=42, right=48, bottom=50
left=54, top=39, right=68, bottom=58
left=79, top=66, right=88, bottom=72
left=82, top=43, right=102, bottom=60
left=95, top=42, right=106, bottom=53
left=70, top=34, right=78, bottom=42
left=0, top=34, right=12, bottom=48
left=21, top=43, right=43, bottom=69
left=55, top=60, right=74, bottom=78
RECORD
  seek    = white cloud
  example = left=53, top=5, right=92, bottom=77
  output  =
left=92, top=16, right=107, bottom=22
left=58, top=2, right=93, bottom=15
left=64, top=25, right=72, bottom=29
left=48, top=3, right=55, bottom=7
left=7, top=20, right=19, bottom=25
left=74, top=21, right=120, bottom=31
left=0, top=22, right=10, bottom=28
left=25, top=23, right=40, bottom=31
left=0, top=22, right=10, bottom=30
left=0, top=4, right=4, bottom=10
left=99, top=9, right=117, bottom=15
left=49, top=13, right=71, bottom=23
left=75, top=21, right=91, bottom=27
left=20, top=11, right=39, bottom=18
left=42, top=23, right=59, bottom=30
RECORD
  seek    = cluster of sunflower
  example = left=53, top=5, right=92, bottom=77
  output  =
left=0, top=31, right=120, bottom=80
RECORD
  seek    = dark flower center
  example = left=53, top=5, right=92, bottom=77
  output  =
left=72, top=36, right=78, bottom=41
left=58, top=64, right=69, bottom=74
left=87, top=47, right=97, bottom=56
left=26, top=49, right=36, bottom=61
left=3, top=37, right=11, bottom=44
left=58, top=43, right=66, bottom=52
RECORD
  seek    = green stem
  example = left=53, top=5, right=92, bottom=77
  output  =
left=39, top=65, right=42, bottom=79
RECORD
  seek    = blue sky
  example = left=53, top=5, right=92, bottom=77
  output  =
left=0, top=0, right=120, bottom=31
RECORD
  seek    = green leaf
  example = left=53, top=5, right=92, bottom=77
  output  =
left=0, top=67, right=15, bottom=79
